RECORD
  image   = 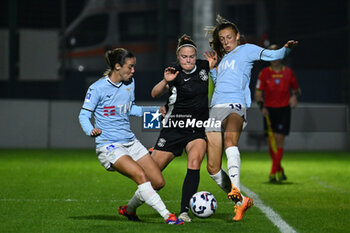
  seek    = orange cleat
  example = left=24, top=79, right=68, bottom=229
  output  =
left=233, top=197, right=253, bottom=221
left=227, top=186, right=243, bottom=203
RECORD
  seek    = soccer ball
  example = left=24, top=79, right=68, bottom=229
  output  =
left=189, top=191, right=217, bottom=218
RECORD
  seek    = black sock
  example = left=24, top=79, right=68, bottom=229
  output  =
left=180, top=169, right=200, bottom=213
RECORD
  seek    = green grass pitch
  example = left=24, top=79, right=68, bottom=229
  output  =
left=0, top=149, right=349, bottom=233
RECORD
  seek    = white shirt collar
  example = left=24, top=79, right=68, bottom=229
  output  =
left=182, top=65, right=197, bottom=74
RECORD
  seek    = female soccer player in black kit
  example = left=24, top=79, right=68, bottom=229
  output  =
left=151, top=34, right=211, bottom=222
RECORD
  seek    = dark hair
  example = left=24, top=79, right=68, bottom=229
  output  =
left=103, top=48, right=134, bottom=76
left=208, top=15, right=240, bottom=60
left=176, top=34, right=197, bottom=56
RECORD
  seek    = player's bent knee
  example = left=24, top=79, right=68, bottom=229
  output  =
left=207, top=163, right=220, bottom=175
left=153, top=178, right=165, bottom=191
left=132, top=171, right=149, bottom=185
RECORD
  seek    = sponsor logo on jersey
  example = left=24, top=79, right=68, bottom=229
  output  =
left=104, top=106, right=116, bottom=116
left=104, top=102, right=132, bottom=116
left=218, top=60, right=235, bottom=72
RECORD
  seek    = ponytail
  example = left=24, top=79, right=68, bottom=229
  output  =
left=103, top=48, right=135, bottom=76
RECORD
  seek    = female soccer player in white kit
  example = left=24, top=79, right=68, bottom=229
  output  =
left=204, top=15, right=298, bottom=221
left=78, top=48, right=183, bottom=225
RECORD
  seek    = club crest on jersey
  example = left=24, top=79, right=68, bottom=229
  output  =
left=157, top=138, right=166, bottom=147
left=199, top=69, right=208, bottom=81
left=143, top=110, right=161, bottom=129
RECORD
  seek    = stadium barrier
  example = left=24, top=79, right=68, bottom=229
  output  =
left=0, top=99, right=348, bottom=151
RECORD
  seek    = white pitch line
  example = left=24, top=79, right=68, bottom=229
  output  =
left=310, top=176, right=346, bottom=193
left=241, top=184, right=297, bottom=233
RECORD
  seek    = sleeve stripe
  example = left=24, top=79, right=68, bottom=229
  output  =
left=82, top=107, right=93, bottom=112
left=259, top=49, right=265, bottom=60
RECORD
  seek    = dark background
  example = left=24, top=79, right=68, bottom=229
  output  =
left=0, top=0, right=349, bottom=104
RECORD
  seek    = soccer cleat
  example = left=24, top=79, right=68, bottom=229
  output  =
left=276, top=170, right=287, bottom=182
left=165, top=213, right=184, bottom=225
left=227, top=185, right=243, bottom=203
left=281, top=169, right=287, bottom=181
left=269, top=174, right=277, bottom=183
left=233, top=197, right=253, bottom=221
left=118, top=205, right=140, bottom=221
left=148, top=147, right=154, bottom=154
left=178, top=212, right=192, bottom=222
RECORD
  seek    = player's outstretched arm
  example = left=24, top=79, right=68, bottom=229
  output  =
left=284, top=40, right=298, bottom=49
left=261, top=41, right=298, bottom=62
left=151, top=67, right=179, bottom=98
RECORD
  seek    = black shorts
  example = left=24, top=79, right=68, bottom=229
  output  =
left=154, top=128, right=207, bottom=156
left=264, top=106, right=291, bottom=135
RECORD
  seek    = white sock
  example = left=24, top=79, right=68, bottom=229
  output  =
left=126, top=189, right=144, bottom=213
left=209, top=169, right=231, bottom=193
left=138, top=181, right=170, bottom=220
left=226, top=146, right=241, bottom=191
left=237, top=196, right=245, bottom=206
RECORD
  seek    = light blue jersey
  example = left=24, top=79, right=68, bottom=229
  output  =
left=79, top=76, right=153, bottom=148
left=210, top=43, right=290, bottom=108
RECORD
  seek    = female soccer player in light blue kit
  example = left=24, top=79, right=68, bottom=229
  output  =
left=78, top=48, right=183, bottom=225
left=204, top=15, right=298, bottom=221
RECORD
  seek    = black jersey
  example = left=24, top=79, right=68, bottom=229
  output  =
left=164, top=59, right=209, bottom=128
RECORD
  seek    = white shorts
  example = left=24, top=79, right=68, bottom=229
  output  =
left=96, top=139, right=149, bottom=171
left=205, top=103, right=247, bottom=132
